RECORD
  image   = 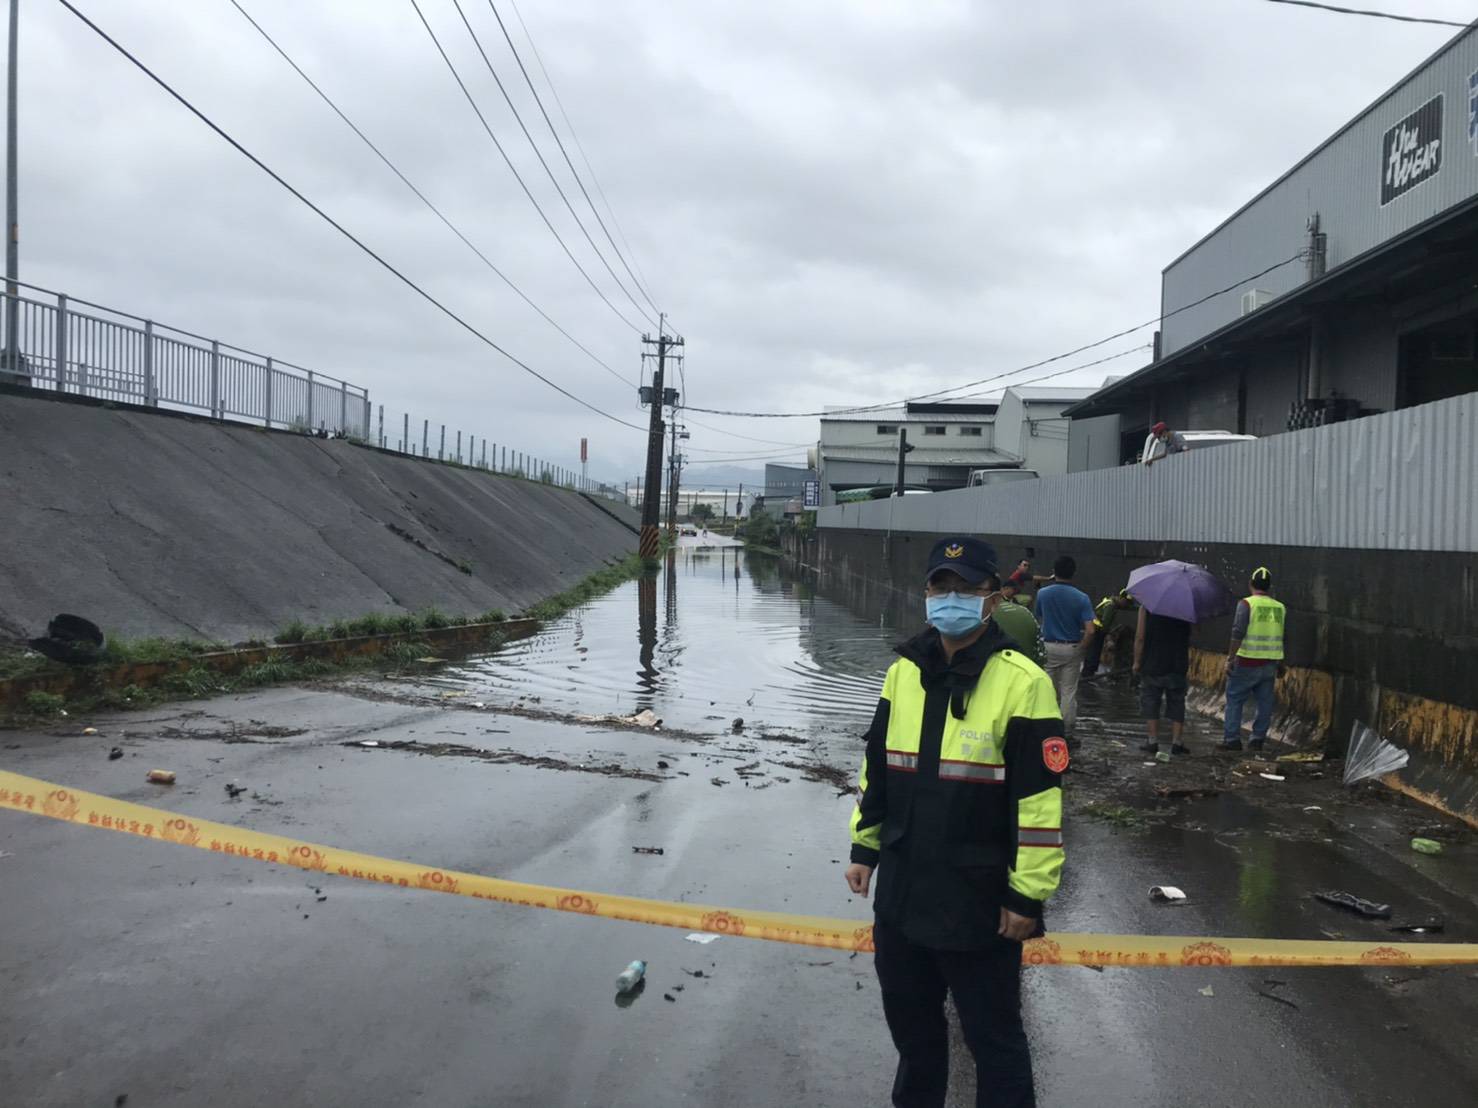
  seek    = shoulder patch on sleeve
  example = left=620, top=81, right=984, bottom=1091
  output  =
left=1042, top=737, right=1070, bottom=774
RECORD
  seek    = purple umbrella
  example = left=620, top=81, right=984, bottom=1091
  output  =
left=1126, top=560, right=1234, bottom=624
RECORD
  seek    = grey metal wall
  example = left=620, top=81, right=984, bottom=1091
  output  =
left=817, top=393, right=1478, bottom=553
left=1162, top=28, right=1478, bottom=356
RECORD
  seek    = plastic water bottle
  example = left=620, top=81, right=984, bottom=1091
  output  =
left=615, top=960, right=646, bottom=994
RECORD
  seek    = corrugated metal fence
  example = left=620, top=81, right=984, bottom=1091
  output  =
left=817, top=393, right=1477, bottom=553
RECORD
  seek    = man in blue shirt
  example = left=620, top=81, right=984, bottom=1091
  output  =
left=1035, top=556, right=1096, bottom=737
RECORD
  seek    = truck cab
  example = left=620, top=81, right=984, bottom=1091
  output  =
left=1140, top=430, right=1256, bottom=465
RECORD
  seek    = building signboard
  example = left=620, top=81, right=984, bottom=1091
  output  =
left=1380, top=94, right=1443, bottom=206
left=803, top=479, right=820, bottom=508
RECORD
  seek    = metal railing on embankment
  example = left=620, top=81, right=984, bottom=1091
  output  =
left=0, top=282, right=625, bottom=504
left=817, top=392, right=1478, bottom=553
left=1, top=281, right=370, bottom=436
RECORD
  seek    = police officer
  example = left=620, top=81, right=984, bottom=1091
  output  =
left=845, top=537, right=1066, bottom=1108
left=1081, top=588, right=1134, bottom=679
left=1223, top=566, right=1286, bottom=751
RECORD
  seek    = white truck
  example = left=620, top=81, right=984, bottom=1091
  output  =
left=1140, top=430, right=1255, bottom=465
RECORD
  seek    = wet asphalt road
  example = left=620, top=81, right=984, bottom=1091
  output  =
left=2, top=541, right=1476, bottom=1107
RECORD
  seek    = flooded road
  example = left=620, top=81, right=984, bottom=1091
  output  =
left=440, top=543, right=892, bottom=744
left=2, top=540, right=1476, bottom=1107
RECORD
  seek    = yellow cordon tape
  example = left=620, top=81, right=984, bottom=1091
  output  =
left=2, top=769, right=1474, bottom=968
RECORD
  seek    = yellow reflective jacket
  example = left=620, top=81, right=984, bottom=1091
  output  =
left=850, top=623, right=1066, bottom=950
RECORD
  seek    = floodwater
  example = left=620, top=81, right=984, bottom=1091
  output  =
left=442, top=543, right=898, bottom=747
left=4, top=539, right=1477, bottom=1107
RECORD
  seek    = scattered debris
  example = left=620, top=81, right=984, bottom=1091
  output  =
left=0, top=851, right=13, bottom=860
left=806, top=961, right=834, bottom=967
left=731, top=717, right=745, bottom=733
left=1259, top=773, right=1286, bottom=782
left=1314, top=890, right=1392, bottom=919
left=1409, top=822, right=1464, bottom=843
left=1149, top=886, right=1187, bottom=902
left=686, top=933, right=721, bottom=945
left=1388, top=920, right=1444, bottom=934
left=657, top=760, right=670, bottom=769
left=470, top=701, right=486, bottom=709
left=855, top=981, right=864, bottom=990
left=1303, top=806, right=1322, bottom=812
left=1252, top=985, right=1299, bottom=1009
left=632, top=846, right=665, bottom=856
left=682, top=968, right=707, bottom=977
left=1277, top=751, right=1324, bottom=763
left=710, top=777, right=728, bottom=787
left=616, top=960, right=647, bottom=994
left=82, top=727, right=98, bottom=736
left=1155, top=751, right=1171, bottom=764
left=108, top=747, right=123, bottom=761
left=145, top=769, right=176, bottom=785
left=1410, top=837, right=1443, bottom=855
left=416, top=657, right=445, bottom=665
left=1344, top=720, right=1408, bottom=786
left=663, top=993, right=677, bottom=1003
left=224, top=783, right=247, bottom=799
left=357, top=740, right=380, bottom=748
left=1198, top=985, right=1215, bottom=997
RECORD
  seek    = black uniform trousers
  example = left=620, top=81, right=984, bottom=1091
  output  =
left=873, top=917, right=1035, bottom=1108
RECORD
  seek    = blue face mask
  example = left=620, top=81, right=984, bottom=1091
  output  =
left=925, top=592, right=987, bottom=639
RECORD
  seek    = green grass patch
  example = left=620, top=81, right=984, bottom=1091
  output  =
left=23, top=690, right=66, bottom=716
left=524, top=554, right=645, bottom=622
left=1078, top=801, right=1151, bottom=830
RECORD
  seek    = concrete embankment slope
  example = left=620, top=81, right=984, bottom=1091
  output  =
left=0, top=391, right=639, bottom=643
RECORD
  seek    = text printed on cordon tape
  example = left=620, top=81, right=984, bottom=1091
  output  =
left=1, top=769, right=1474, bottom=968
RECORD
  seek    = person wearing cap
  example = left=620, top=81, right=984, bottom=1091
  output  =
left=845, top=536, right=1066, bottom=1108
left=1223, top=566, right=1286, bottom=751
left=1081, top=588, right=1134, bottom=680
left=1144, top=421, right=1189, bottom=467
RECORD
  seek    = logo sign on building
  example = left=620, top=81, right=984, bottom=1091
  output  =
left=1469, top=69, right=1478, bottom=156
left=1380, top=95, right=1442, bottom=206
left=803, top=479, right=820, bottom=508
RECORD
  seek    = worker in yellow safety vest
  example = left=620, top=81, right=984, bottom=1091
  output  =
left=845, top=536, right=1065, bottom=1108
left=1222, top=566, right=1286, bottom=752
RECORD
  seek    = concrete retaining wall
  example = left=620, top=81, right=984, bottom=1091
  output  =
left=800, top=527, right=1478, bottom=825
left=0, top=391, right=639, bottom=644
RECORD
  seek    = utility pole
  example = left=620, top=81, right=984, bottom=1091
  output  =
left=638, top=314, right=682, bottom=559
left=4, top=0, right=18, bottom=381
left=665, top=412, right=680, bottom=536
left=895, top=427, right=915, bottom=497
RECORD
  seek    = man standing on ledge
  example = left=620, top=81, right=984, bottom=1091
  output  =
left=1033, top=556, right=1096, bottom=738
left=846, top=537, right=1066, bottom=1108
left=1223, top=566, right=1286, bottom=751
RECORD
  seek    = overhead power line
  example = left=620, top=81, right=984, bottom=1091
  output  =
left=1261, top=0, right=1473, bottom=29
left=484, top=0, right=660, bottom=316
left=683, top=253, right=1306, bottom=417
left=682, top=413, right=815, bottom=447
left=408, top=0, right=643, bottom=334
left=506, top=0, right=661, bottom=312
left=55, top=0, right=646, bottom=431
left=227, top=0, right=630, bottom=388
left=447, top=0, right=656, bottom=328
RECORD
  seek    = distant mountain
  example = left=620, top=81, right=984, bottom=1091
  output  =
left=678, top=464, right=768, bottom=489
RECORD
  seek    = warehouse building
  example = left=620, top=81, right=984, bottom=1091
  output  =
left=1065, top=25, right=1478, bottom=469
left=812, top=400, right=1009, bottom=506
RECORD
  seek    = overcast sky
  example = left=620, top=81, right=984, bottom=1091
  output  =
left=17, top=0, right=1475, bottom=484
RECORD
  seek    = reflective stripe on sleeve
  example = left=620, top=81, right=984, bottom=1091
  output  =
left=885, top=750, right=919, bottom=772
left=1018, top=826, right=1064, bottom=848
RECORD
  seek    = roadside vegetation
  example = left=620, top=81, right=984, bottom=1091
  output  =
left=1, top=555, right=644, bottom=722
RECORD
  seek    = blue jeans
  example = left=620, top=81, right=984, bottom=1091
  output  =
left=1224, top=663, right=1276, bottom=743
